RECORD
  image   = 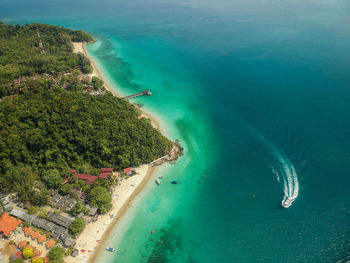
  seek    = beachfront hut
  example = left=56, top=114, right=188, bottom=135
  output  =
left=123, top=167, right=135, bottom=176
left=48, top=213, right=74, bottom=229
left=31, top=231, right=39, bottom=240
left=33, top=249, right=41, bottom=257
left=100, top=168, right=113, bottom=173
left=4, top=203, right=13, bottom=212
left=23, top=227, right=33, bottom=236
left=86, top=205, right=97, bottom=216
left=0, top=212, right=22, bottom=238
left=46, top=239, right=55, bottom=249
left=15, top=251, right=22, bottom=259
left=10, top=209, right=36, bottom=224
left=18, top=240, right=27, bottom=249
left=98, top=172, right=111, bottom=179
left=37, top=234, right=46, bottom=244
left=63, top=237, right=76, bottom=248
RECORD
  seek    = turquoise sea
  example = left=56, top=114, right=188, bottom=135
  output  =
left=1, top=0, right=350, bottom=262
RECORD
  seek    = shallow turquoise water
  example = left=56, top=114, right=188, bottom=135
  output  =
left=1, top=0, right=350, bottom=262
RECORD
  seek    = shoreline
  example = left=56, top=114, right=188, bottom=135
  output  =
left=70, top=42, right=165, bottom=263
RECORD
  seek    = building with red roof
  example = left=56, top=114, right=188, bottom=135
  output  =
left=31, top=231, right=39, bottom=240
left=46, top=239, right=55, bottom=249
left=0, top=212, right=22, bottom=238
left=23, top=227, right=33, bottom=236
left=18, top=240, right=27, bottom=249
left=33, top=249, right=41, bottom=257
left=68, top=171, right=98, bottom=185
left=15, top=251, right=22, bottom=259
left=37, top=234, right=46, bottom=244
left=123, top=167, right=135, bottom=176
left=100, top=168, right=113, bottom=173
left=98, top=172, right=111, bottom=179
left=123, top=167, right=132, bottom=173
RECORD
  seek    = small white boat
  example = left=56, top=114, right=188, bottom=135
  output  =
left=105, top=247, right=115, bottom=252
left=156, top=179, right=161, bottom=185
left=281, top=195, right=295, bottom=208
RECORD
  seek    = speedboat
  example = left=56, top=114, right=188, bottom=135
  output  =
left=171, top=180, right=178, bottom=184
left=281, top=195, right=295, bottom=208
left=156, top=179, right=161, bottom=185
left=105, top=247, right=115, bottom=252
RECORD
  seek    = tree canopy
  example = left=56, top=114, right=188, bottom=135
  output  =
left=69, top=217, right=85, bottom=236
left=48, top=246, right=66, bottom=261
left=0, top=22, right=173, bottom=208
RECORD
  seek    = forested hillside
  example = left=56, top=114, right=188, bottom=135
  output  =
left=0, top=22, right=173, bottom=205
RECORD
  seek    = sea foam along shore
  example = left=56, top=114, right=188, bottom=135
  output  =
left=68, top=42, right=164, bottom=263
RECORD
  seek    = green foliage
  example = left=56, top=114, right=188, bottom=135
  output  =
left=48, top=246, right=65, bottom=261
left=42, top=169, right=63, bottom=189
left=10, top=259, right=24, bottom=263
left=92, top=76, right=104, bottom=90
left=69, top=217, right=85, bottom=236
left=0, top=22, right=173, bottom=208
left=0, top=23, right=93, bottom=90
left=87, top=185, right=112, bottom=214
left=38, top=208, right=49, bottom=218
left=22, top=247, right=33, bottom=259
left=59, top=184, right=72, bottom=196
left=0, top=90, right=172, bottom=174
left=0, top=165, right=48, bottom=205
left=27, top=206, right=38, bottom=215
left=70, top=200, right=86, bottom=216
left=32, top=258, right=44, bottom=263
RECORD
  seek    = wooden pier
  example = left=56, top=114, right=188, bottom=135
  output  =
left=124, top=90, right=152, bottom=100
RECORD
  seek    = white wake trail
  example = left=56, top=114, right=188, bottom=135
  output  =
left=246, top=126, right=299, bottom=207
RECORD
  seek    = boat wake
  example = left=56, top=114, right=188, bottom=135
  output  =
left=247, top=126, right=299, bottom=208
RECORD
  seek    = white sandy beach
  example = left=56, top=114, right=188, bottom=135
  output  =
left=71, top=42, right=163, bottom=263
left=67, top=165, right=155, bottom=263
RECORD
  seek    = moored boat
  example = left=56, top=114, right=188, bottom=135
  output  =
left=171, top=180, right=178, bottom=184
left=156, top=179, right=161, bottom=185
left=105, top=247, right=115, bottom=252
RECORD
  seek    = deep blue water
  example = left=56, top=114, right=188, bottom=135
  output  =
left=1, top=0, right=350, bottom=262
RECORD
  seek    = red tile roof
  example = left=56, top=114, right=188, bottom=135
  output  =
left=98, top=172, right=111, bottom=179
left=46, top=239, right=55, bottom=249
left=69, top=169, right=77, bottom=173
left=100, top=168, right=113, bottom=173
left=15, top=251, right=22, bottom=259
left=18, top=240, right=27, bottom=249
left=44, top=256, right=49, bottom=263
left=37, top=234, right=46, bottom=243
left=23, top=227, right=33, bottom=236
left=123, top=167, right=132, bottom=173
left=75, top=174, right=98, bottom=183
left=31, top=231, right=39, bottom=240
left=0, top=213, right=22, bottom=237
left=33, top=249, right=41, bottom=256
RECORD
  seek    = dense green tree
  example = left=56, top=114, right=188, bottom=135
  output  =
left=87, top=185, right=112, bottom=213
left=27, top=206, right=38, bottom=215
left=59, top=184, right=73, bottom=196
left=92, top=76, right=104, bottom=90
left=0, top=22, right=173, bottom=208
left=70, top=200, right=86, bottom=216
left=69, top=217, right=85, bottom=236
left=43, top=169, right=63, bottom=189
left=48, top=246, right=65, bottom=261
